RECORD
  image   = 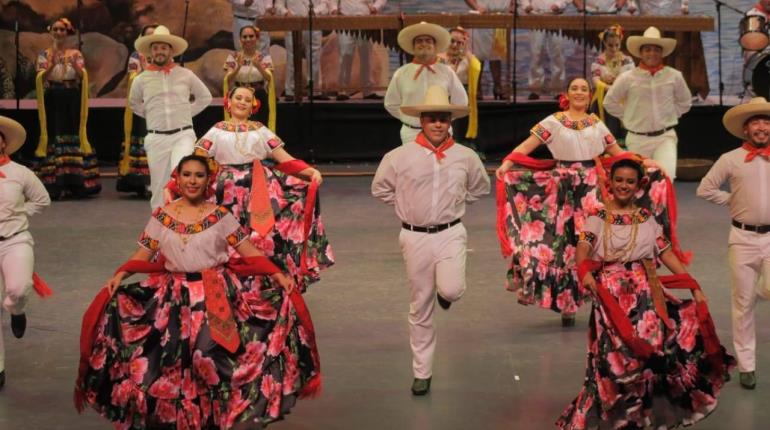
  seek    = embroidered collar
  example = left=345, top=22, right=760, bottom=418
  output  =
left=215, top=120, right=261, bottom=132
left=553, top=112, right=599, bottom=130
left=155, top=205, right=228, bottom=234
left=597, top=208, right=651, bottom=225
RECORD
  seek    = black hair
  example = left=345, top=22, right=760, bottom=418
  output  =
left=239, top=25, right=260, bottom=37
left=565, top=76, right=592, bottom=93
left=610, top=158, right=644, bottom=182
left=176, top=154, right=210, bottom=175
left=140, top=24, right=159, bottom=37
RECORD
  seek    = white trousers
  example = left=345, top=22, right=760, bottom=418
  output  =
left=0, top=231, right=35, bottom=372
left=727, top=227, right=770, bottom=372
left=338, top=32, right=373, bottom=95
left=528, top=30, right=565, bottom=92
left=625, top=130, right=678, bottom=181
left=285, top=30, right=322, bottom=96
left=144, top=129, right=196, bottom=209
left=399, top=224, right=467, bottom=379
left=232, top=15, right=271, bottom=56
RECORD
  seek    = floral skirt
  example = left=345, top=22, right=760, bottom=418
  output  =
left=34, top=86, right=101, bottom=198
left=499, top=161, right=671, bottom=314
left=80, top=268, right=318, bottom=429
left=116, top=113, right=150, bottom=195
left=215, top=161, right=334, bottom=291
left=556, top=261, right=735, bottom=430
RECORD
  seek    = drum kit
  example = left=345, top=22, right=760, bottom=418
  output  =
left=741, top=14, right=770, bottom=97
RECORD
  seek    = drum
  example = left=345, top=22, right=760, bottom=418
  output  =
left=744, top=50, right=770, bottom=98
left=740, top=15, right=769, bottom=51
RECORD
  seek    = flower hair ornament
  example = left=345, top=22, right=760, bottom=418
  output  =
left=224, top=86, right=261, bottom=115
left=48, top=17, right=76, bottom=35
left=599, top=24, right=624, bottom=43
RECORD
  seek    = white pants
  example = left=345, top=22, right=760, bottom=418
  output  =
left=0, top=231, right=35, bottom=372
left=338, top=32, right=373, bottom=95
left=727, top=227, right=770, bottom=372
left=285, top=30, right=322, bottom=96
left=528, top=30, right=565, bottom=92
left=399, top=224, right=467, bottom=379
left=625, top=129, right=678, bottom=180
left=144, top=129, right=196, bottom=209
left=471, top=28, right=503, bottom=61
left=232, top=15, right=271, bottom=56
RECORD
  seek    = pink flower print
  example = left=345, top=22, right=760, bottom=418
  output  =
left=556, top=289, right=577, bottom=314
left=580, top=192, right=603, bottom=218
left=617, top=292, right=638, bottom=315
left=283, top=353, right=300, bottom=395
left=597, top=376, right=620, bottom=406
left=232, top=341, right=267, bottom=387
left=584, top=167, right=598, bottom=186
left=520, top=220, right=546, bottom=244
left=148, top=374, right=180, bottom=400
left=541, top=287, right=553, bottom=309
left=648, top=179, right=667, bottom=210
left=130, top=356, right=149, bottom=384
left=192, top=350, right=220, bottom=386
left=121, top=323, right=151, bottom=343
left=676, top=302, right=698, bottom=352
left=267, top=317, right=291, bottom=357
left=545, top=193, right=558, bottom=220
left=222, top=180, right=235, bottom=205
left=89, top=343, right=107, bottom=370
left=260, top=374, right=282, bottom=418
left=117, top=294, right=145, bottom=319
left=556, top=204, right=574, bottom=235
left=528, top=194, right=544, bottom=212
left=533, top=243, right=555, bottom=264
left=181, top=369, right=197, bottom=400
left=190, top=310, right=205, bottom=345
left=186, top=279, right=205, bottom=306
left=110, top=379, right=134, bottom=408
left=154, top=303, right=171, bottom=331
left=513, top=193, right=528, bottom=215
left=250, top=234, right=276, bottom=256
left=690, top=389, right=716, bottom=413
left=154, top=399, right=177, bottom=424
left=636, top=310, right=663, bottom=347
left=607, top=351, right=628, bottom=376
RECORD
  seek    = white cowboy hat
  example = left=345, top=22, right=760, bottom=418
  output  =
left=626, top=26, right=676, bottom=58
left=397, top=21, right=451, bottom=55
left=134, top=25, right=188, bottom=58
left=400, top=85, right=469, bottom=119
left=0, top=116, right=26, bottom=155
left=722, top=97, right=770, bottom=139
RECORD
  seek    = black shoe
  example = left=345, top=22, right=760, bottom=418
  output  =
left=284, top=95, right=295, bottom=102
left=411, top=377, right=431, bottom=396
left=312, top=94, right=330, bottom=101
left=336, top=93, right=350, bottom=101
left=363, top=93, right=383, bottom=100
left=0, top=370, right=5, bottom=389
left=527, top=92, right=540, bottom=101
left=740, top=371, right=756, bottom=389
left=437, top=293, right=451, bottom=310
left=11, top=313, right=26, bottom=338
left=561, top=314, right=575, bottom=327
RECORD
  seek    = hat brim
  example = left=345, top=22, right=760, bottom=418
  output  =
left=723, top=103, right=770, bottom=139
left=397, top=23, right=451, bottom=55
left=400, top=104, right=469, bottom=119
left=0, top=116, right=27, bottom=155
left=135, top=34, right=188, bottom=58
left=626, top=36, right=676, bottom=58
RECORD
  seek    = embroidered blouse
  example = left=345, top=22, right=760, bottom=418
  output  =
left=591, top=52, right=635, bottom=86
left=223, top=52, right=274, bottom=84
left=579, top=209, right=671, bottom=262
left=530, top=112, right=616, bottom=161
left=195, top=121, right=284, bottom=165
left=36, top=48, right=84, bottom=82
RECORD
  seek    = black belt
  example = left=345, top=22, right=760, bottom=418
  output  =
left=402, top=123, right=422, bottom=130
left=147, top=125, right=193, bottom=135
left=732, top=220, right=770, bottom=234
left=402, top=219, right=461, bottom=234
left=234, top=14, right=258, bottom=20
left=0, top=230, right=24, bottom=241
left=185, top=272, right=203, bottom=281
left=627, top=125, right=675, bottom=137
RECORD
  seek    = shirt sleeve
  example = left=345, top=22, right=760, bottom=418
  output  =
left=256, top=125, right=285, bottom=153
left=578, top=215, right=601, bottom=249
left=653, top=221, right=672, bottom=255
left=530, top=115, right=556, bottom=145
left=371, top=151, right=397, bottom=204
left=465, top=151, right=491, bottom=203
left=696, top=154, right=732, bottom=206
left=22, top=167, right=51, bottom=216
left=189, top=72, right=213, bottom=117
left=138, top=213, right=163, bottom=251
left=672, top=70, right=692, bottom=118
left=384, top=68, right=403, bottom=120
left=595, top=118, right=617, bottom=148
left=195, top=127, right=218, bottom=155
left=128, top=75, right=146, bottom=117
left=221, top=212, right=250, bottom=247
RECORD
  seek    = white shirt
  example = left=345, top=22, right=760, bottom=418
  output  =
left=531, top=112, right=615, bottom=160
left=371, top=140, right=490, bottom=226
left=0, top=161, right=50, bottom=238
left=637, top=0, right=687, bottom=15
left=129, top=65, right=213, bottom=132
left=518, top=0, right=567, bottom=14
left=276, top=0, right=333, bottom=16
left=195, top=121, right=285, bottom=165
left=334, top=0, right=386, bottom=15
left=384, top=62, right=468, bottom=128
left=231, top=0, right=272, bottom=17
left=603, top=66, right=691, bottom=134
left=474, top=0, right=514, bottom=11
left=583, top=0, right=620, bottom=12
left=697, top=146, right=770, bottom=226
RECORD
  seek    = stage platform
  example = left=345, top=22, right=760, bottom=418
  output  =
left=0, top=98, right=740, bottom=165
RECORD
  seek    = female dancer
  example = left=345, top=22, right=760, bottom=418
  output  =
left=34, top=17, right=100, bottom=199
left=557, top=158, right=734, bottom=429
left=76, top=155, right=321, bottom=428
left=117, top=24, right=157, bottom=197
left=194, top=86, right=333, bottom=290
left=590, top=25, right=634, bottom=137
left=0, top=116, right=51, bottom=389
left=495, top=77, right=683, bottom=326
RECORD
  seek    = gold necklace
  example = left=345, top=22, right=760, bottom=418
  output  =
left=174, top=201, right=206, bottom=250
left=602, top=206, right=640, bottom=262
left=232, top=121, right=256, bottom=157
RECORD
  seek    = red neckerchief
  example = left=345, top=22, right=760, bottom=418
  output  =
left=743, top=142, right=770, bottom=162
left=0, top=154, right=9, bottom=178
left=639, top=63, right=664, bottom=76
left=146, top=61, right=177, bottom=75
left=415, top=132, right=454, bottom=161
left=413, top=58, right=437, bottom=80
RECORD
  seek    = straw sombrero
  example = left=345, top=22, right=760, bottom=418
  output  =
left=723, top=97, right=770, bottom=139
left=134, top=25, right=188, bottom=57
left=397, top=21, right=451, bottom=55
left=0, top=116, right=26, bottom=155
left=400, top=85, right=469, bottom=119
left=626, top=26, right=676, bottom=58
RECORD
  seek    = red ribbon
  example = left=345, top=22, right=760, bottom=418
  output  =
left=639, top=62, right=664, bottom=76
left=415, top=132, right=455, bottom=161
left=412, top=58, right=437, bottom=80
left=742, top=142, right=770, bottom=162
left=32, top=273, right=53, bottom=297
left=0, top=154, right=9, bottom=178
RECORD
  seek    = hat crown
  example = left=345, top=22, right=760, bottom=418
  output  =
left=153, top=25, right=172, bottom=36
left=421, top=86, right=451, bottom=109
left=749, top=97, right=769, bottom=105
left=643, top=26, right=662, bottom=39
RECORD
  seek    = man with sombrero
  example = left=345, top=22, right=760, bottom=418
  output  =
left=384, top=21, right=468, bottom=144
left=604, top=26, right=691, bottom=180
left=698, top=97, right=770, bottom=390
left=129, top=25, right=212, bottom=209
left=373, top=85, right=489, bottom=395
left=0, top=116, right=51, bottom=389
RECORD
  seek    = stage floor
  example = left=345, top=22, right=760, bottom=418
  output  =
left=0, top=178, right=768, bottom=429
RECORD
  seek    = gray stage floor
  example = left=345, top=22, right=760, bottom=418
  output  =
left=0, top=178, right=768, bottom=430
